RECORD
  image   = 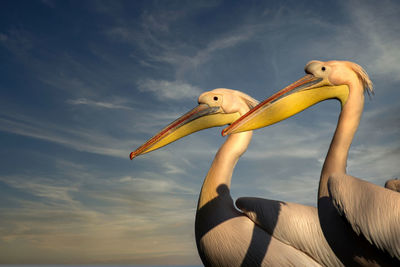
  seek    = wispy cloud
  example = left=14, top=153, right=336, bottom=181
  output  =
left=0, top=203, right=199, bottom=264
left=0, top=175, right=79, bottom=205
left=190, top=30, right=255, bottom=66
left=253, top=169, right=321, bottom=206
left=0, top=33, right=7, bottom=41
left=67, top=98, right=133, bottom=110
left=348, top=144, right=400, bottom=183
left=41, top=0, right=55, bottom=8
left=138, top=79, right=201, bottom=100
left=105, top=5, right=257, bottom=83
left=0, top=113, right=129, bottom=158
left=345, top=0, right=400, bottom=81
left=118, top=176, right=196, bottom=194
left=0, top=29, right=34, bottom=57
left=244, top=122, right=333, bottom=160
left=0, top=168, right=199, bottom=264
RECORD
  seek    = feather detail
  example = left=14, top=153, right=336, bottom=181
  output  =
left=328, top=174, right=400, bottom=260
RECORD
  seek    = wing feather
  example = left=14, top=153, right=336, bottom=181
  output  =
left=236, top=197, right=343, bottom=266
left=328, top=175, right=400, bottom=260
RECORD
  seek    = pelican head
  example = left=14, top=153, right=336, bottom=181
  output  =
left=222, top=60, right=373, bottom=136
left=130, top=88, right=258, bottom=159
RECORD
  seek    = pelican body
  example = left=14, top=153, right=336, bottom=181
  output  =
left=223, top=60, right=400, bottom=266
left=130, top=89, right=343, bottom=266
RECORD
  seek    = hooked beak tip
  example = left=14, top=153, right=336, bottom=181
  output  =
left=130, top=151, right=136, bottom=160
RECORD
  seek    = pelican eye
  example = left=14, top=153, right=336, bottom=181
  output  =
left=213, top=96, right=218, bottom=101
left=321, top=66, right=326, bottom=71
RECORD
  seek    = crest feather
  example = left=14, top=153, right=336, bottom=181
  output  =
left=348, top=62, right=374, bottom=96
left=233, top=90, right=260, bottom=109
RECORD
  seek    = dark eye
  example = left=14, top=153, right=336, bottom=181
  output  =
left=321, top=66, right=326, bottom=71
left=213, top=96, right=218, bottom=101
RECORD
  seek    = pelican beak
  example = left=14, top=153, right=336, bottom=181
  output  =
left=222, top=75, right=349, bottom=136
left=130, top=104, right=241, bottom=159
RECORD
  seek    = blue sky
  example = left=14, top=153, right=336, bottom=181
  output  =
left=0, top=0, right=399, bottom=265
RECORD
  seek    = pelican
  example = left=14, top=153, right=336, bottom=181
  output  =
left=130, top=88, right=343, bottom=266
left=223, top=60, right=400, bottom=266
left=385, top=179, right=400, bottom=192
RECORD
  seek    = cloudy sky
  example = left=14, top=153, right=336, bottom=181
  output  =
left=0, top=0, right=399, bottom=265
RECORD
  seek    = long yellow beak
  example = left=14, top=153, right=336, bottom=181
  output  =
left=222, top=75, right=349, bottom=136
left=130, top=104, right=240, bottom=159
